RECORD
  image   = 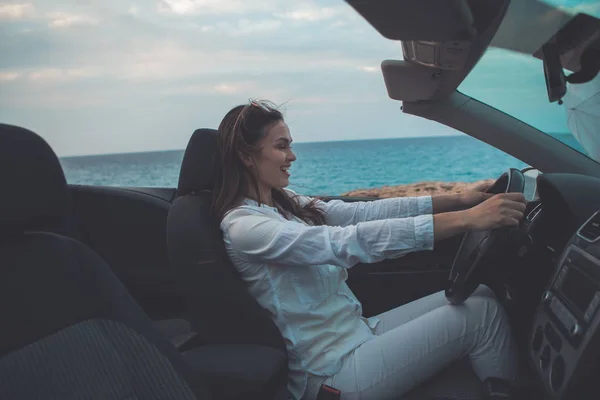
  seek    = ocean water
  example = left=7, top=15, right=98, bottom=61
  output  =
left=59, top=134, right=585, bottom=196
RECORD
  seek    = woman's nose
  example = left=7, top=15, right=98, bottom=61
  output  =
left=288, top=150, right=297, bottom=162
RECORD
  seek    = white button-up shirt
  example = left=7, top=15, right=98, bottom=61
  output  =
left=220, top=191, right=434, bottom=399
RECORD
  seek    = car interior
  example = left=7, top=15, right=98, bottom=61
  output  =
left=1, top=1, right=600, bottom=399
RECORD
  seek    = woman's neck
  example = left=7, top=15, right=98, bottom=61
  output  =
left=247, top=187, right=274, bottom=207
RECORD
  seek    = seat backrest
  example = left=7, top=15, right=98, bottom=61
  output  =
left=0, top=124, right=211, bottom=400
left=0, top=123, right=80, bottom=239
left=167, top=128, right=287, bottom=353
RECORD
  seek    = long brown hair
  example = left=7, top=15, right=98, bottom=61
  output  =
left=212, top=100, right=326, bottom=226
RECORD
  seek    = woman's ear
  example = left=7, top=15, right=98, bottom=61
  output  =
left=240, top=153, right=254, bottom=168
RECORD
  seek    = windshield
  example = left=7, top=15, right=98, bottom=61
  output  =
left=458, top=0, right=600, bottom=162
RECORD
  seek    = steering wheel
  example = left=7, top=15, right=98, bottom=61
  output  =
left=445, top=168, right=525, bottom=305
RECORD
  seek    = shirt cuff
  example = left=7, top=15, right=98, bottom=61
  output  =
left=417, top=196, right=433, bottom=215
left=414, top=214, right=435, bottom=251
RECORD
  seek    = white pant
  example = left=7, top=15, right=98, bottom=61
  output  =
left=304, top=285, right=518, bottom=400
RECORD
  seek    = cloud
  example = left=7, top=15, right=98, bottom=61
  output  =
left=156, top=0, right=274, bottom=15
left=213, top=81, right=258, bottom=94
left=276, top=5, right=342, bottom=22
left=206, top=18, right=283, bottom=36
left=155, top=0, right=355, bottom=26
left=0, top=70, right=21, bottom=81
left=159, top=80, right=266, bottom=96
left=0, top=2, right=34, bottom=20
left=46, top=11, right=98, bottom=28
left=359, top=66, right=380, bottom=73
left=0, top=3, right=98, bottom=28
left=27, top=66, right=104, bottom=81
left=5, top=30, right=379, bottom=84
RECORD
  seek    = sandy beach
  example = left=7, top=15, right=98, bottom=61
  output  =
left=342, top=179, right=494, bottom=198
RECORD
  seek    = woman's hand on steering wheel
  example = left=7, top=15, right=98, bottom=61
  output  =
left=459, top=181, right=494, bottom=208
left=463, top=193, right=527, bottom=230
left=445, top=168, right=528, bottom=305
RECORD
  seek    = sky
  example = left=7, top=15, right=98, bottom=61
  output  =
left=0, top=0, right=598, bottom=156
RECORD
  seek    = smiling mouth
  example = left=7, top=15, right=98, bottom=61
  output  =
left=280, top=166, right=290, bottom=176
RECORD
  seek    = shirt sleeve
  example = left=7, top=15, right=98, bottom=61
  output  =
left=221, top=207, right=435, bottom=269
left=319, top=196, right=433, bottom=227
left=287, top=189, right=433, bottom=227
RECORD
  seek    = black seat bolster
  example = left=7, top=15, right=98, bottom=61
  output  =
left=167, top=194, right=288, bottom=353
left=182, top=344, right=287, bottom=399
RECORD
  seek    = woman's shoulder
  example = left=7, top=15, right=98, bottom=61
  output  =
left=224, top=202, right=271, bottom=217
left=222, top=202, right=276, bottom=225
left=220, top=203, right=283, bottom=240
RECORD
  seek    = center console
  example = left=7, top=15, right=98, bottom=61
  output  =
left=529, top=211, right=600, bottom=399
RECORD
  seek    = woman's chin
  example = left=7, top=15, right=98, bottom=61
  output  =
left=277, top=178, right=290, bottom=188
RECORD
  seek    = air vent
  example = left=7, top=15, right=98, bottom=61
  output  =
left=578, top=211, right=600, bottom=242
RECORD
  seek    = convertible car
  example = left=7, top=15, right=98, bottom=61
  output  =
left=1, top=1, right=599, bottom=399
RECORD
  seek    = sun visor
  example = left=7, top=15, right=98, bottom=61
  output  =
left=345, top=0, right=475, bottom=41
left=381, top=60, right=447, bottom=102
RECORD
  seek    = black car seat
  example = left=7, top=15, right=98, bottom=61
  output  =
left=167, top=128, right=289, bottom=399
left=0, top=123, right=211, bottom=399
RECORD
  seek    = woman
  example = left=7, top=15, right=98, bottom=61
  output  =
left=212, top=100, right=525, bottom=400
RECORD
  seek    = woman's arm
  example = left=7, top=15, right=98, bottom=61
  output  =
left=431, top=193, right=469, bottom=214
left=316, top=196, right=433, bottom=227
left=293, top=182, right=492, bottom=226
left=222, top=206, right=474, bottom=268
left=322, top=194, right=469, bottom=225
left=432, top=182, right=493, bottom=213
left=285, top=188, right=432, bottom=226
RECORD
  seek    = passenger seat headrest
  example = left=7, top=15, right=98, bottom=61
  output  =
left=177, top=128, right=219, bottom=196
left=0, top=124, right=69, bottom=232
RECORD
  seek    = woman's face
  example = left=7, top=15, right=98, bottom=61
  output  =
left=247, top=120, right=296, bottom=195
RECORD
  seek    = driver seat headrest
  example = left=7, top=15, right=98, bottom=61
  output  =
left=177, top=128, right=219, bottom=196
left=0, top=124, right=70, bottom=234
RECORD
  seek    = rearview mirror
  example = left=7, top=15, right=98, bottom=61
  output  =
left=542, top=41, right=567, bottom=104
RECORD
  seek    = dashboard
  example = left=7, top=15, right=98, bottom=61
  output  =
left=522, top=172, right=600, bottom=399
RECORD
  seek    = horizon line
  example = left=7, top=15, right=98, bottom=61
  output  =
left=59, top=131, right=573, bottom=159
